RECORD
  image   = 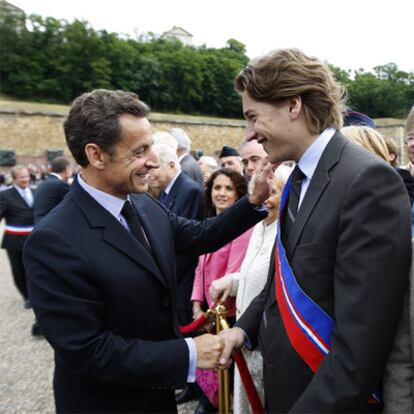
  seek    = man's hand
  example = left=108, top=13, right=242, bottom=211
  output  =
left=248, top=161, right=274, bottom=206
left=193, top=333, right=225, bottom=369
left=218, top=327, right=246, bottom=369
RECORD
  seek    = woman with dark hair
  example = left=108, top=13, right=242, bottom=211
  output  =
left=203, top=168, right=248, bottom=218
left=191, top=168, right=252, bottom=414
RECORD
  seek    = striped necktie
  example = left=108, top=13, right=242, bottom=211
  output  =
left=283, top=166, right=305, bottom=242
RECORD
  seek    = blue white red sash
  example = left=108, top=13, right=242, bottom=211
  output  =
left=4, top=224, right=34, bottom=235
left=275, top=176, right=381, bottom=404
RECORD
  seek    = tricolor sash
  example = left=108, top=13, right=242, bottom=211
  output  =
left=275, top=176, right=381, bottom=404
left=4, top=224, right=34, bottom=235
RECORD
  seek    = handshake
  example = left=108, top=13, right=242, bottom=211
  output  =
left=193, top=327, right=246, bottom=370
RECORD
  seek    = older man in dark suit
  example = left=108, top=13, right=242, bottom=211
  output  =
left=219, top=49, right=411, bottom=413
left=0, top=165, right=34, bottom=307
left=170, top=128, right=204, bottom=188
left=149, top=143, right=204, bottom=325
left=23, top=89, right=271, bottom=413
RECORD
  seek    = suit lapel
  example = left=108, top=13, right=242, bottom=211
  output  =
left=132, top=195, right=175, bottom=292
left=11, top=187, right=31, bottom=208
left=163, top=173, right=182, bottom=210
left=101, top=220, right=167, bottom=288
left=163, top=190, right=176, bottom=210
left=71, top=180, right=168, bottom=288
left=285, top=132, right=347, bottom=257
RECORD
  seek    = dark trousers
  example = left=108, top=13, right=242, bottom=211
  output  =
left=6, top=250, right=28, bottom=299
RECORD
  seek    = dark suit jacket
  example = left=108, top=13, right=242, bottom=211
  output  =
left=161, top=172, right=204, bottom=315
left=33, top=174, right=70, bottom=224
left=396, top=167, right=414, bottom=205
left=180, top=153, right=204, bottom=188
left=23, top=178, right=264, bottom=413
left=0, top=186, right=34, bottom=251
left=237, top=132, right=412, bottom=413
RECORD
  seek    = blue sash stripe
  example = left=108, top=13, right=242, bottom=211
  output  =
left=278, top=181, right=335, bottom=349
left=277, top=227, right=334, bottom=351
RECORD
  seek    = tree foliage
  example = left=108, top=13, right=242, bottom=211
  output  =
left=1, top=12, right=413, bottom=118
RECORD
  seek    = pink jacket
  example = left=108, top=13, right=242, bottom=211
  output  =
left=191, top=228, right=253, bottom=315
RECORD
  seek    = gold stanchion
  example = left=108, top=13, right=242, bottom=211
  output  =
left=215, top=304, right=230, bottom=414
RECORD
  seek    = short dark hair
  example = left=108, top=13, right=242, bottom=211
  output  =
left=64, top=89, right=150, bottom=167
left=49, top=156, right=71, bottom=173
left=204, top=168, right=247, bottom=217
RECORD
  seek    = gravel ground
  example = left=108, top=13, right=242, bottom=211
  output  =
left=0, top=223, right=197, bottom=413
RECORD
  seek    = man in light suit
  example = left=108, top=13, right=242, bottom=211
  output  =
left=0, top=165, right=34, bottom=307
left=23, top=89, right=271, bottom=413
left=220, top=48, right=411, bottom=413
left=170, top=128, right=204, bottom=188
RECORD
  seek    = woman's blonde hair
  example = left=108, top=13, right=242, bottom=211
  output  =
left=235, top=48, right=347, bottom=135
left=341, top=126, right=390, bottom=162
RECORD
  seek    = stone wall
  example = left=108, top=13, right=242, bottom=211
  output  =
left=0, top=110, right=245, bottom=173
left=0, top=109, right=408, bottom=173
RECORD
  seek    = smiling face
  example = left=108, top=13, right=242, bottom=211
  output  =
left=97, top=114, right=160, bottom=198
left=211, top=173, right=238, bottom=215
left=13, top=168, right=30, bottom=189
left=242, top=92, right=307, bottom=163
left=263, top=176, right=284, bottom=224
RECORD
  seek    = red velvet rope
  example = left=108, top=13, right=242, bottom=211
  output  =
left=179, top=313, right=209, bottom=334
left=234, top=351, right=265, bottom=414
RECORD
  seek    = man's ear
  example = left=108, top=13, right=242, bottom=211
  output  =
left=84, top=143, right=106, bottom=170
left=288, top=96, right=302, bottom=119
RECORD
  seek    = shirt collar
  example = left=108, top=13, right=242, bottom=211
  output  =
left=178, top=152, right=188, bottom=162
left=164, top=171, right=181, bottom=195
left=13, top=184, right=30, bottom=195
left=49, top=172, right=62, bottom=180
left=298, top=128, right=336, bottom=181
left=77, top=173, right=127, bottom=221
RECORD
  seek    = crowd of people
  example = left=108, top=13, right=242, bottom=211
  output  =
left=0, top=47, right=414, bottom=414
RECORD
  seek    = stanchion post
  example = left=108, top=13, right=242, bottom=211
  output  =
left=215, top=304, right=230, bottom=414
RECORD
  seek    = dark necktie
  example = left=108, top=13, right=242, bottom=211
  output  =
left=283, top=166, right=305, bottom=243
left=121, top=201, right=151, bottom=252
left=159, top=191, right=167, bottom=203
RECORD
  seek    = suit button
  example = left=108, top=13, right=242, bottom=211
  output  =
left=162, top=297, right=170, bottom=307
